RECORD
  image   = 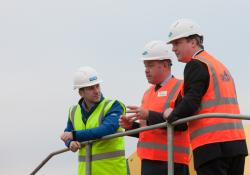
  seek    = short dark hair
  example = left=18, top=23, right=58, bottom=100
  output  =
left=79, top=87, right=85, bottom=92
left=187, top=34, right=204, bottom=49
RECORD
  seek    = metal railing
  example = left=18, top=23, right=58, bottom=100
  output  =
left=30, top=113, right=250, bottom=175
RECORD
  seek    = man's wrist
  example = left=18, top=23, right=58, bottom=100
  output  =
left=65, top=140, right=72, bottom=148
left=72, top=131, right=76, bottom=140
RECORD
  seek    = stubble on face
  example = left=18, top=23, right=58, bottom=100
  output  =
left=80, top=84, right=102, bottom=103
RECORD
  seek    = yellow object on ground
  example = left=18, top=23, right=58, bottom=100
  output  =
left=127, top=152, right=141, bottom=175
left=128, top=125, right=250, bottom=175
left=245, top=124, right=250, bottom=175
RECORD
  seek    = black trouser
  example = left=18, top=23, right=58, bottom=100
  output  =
left=196, top=155, right=245, bottom=175
left=141, top=159, right=189, bottom=175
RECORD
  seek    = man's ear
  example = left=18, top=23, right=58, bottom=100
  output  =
left=191, top=38, right=197, bottom=48
left=78, top=89, right=84, bottom=97
left=162, top=60, right=170, bottom=68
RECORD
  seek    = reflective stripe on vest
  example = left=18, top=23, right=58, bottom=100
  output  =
left=137, top=141, right=190, bottom=155
left=79, top=150, right=125, bottom=162
left=98, top=100, right=112, bottom=125
left=190, top=121, right=243, bottom=140
left=70, top=105, right=77, bottom=130
left=197, top=56, right=238, bottom=108
left=163, top=80, right=182, bottom=110
left=201, top=97, right=238, bottom=108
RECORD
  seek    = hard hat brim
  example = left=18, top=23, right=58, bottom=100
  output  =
left=73, top=80, right=103, bottom=90
left=167, top=32, right=203, bottom=44
left=140, top=56, right=172, bottom=61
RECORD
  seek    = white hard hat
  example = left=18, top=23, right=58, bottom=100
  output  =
left=73, top=66, right=102, bottom=89
left=167, top=18, right=203, bottom=44
left=141, top=40, right=173, bottom=61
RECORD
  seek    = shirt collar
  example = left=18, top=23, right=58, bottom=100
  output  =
left=192, top=49, right=204, bottom=58
left=160, top=73, right=172, bottom=86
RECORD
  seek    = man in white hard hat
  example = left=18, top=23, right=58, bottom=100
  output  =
left=165, top=18, right=248, bottom=175
left=120, top=41, right=190, bottom=175
left=60, top=66, right=127, bottom=175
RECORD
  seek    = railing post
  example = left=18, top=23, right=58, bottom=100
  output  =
left=167, top=123, right=174, bottom=175
left=85, top=142, right=92, bottom=175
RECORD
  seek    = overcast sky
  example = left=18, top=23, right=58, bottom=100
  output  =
left=1, top=0, right=250, bottom=174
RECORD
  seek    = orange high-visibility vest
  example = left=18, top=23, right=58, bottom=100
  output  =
left=137, top=77, right=190, bottom=165
left=188, top=51, right=246, bottom=150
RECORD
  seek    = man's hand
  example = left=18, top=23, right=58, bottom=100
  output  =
left=60, top=132, right=73, bottom=142
left=69, top=141, right=81, bottom=152
left=119, top=115, right=136, bottom=129
left=127, top=106, right=149, bottom=120
left=163, top=108, right=173, bottom=120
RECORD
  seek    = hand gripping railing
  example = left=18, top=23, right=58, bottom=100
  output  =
left=30, top=113, right=250, bottom=175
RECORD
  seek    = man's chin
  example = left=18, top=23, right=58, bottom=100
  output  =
left=177, top=56, right=183, bottom=62
left=177, top=57, right=186, bottom=63
left=178, top=57, right=192, bottom=63
left=94, top=97, right=101, bottom=102
left=147, top=78, right=153, bottom=84
left=147, top=80, right=157, bottom=85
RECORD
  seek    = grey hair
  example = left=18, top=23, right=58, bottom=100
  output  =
left=187, top=34, right=204, bottom=49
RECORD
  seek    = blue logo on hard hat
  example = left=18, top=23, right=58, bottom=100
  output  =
left=89, top=76, right=97, bottom=81
left=168, top=32, right=173, bottom=37
left=142, top=51, right=148, bottom=55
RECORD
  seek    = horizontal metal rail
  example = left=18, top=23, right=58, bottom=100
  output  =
left=30, top=113, right=250, bottom=175
left=30, top=122, right=168, bottom=175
